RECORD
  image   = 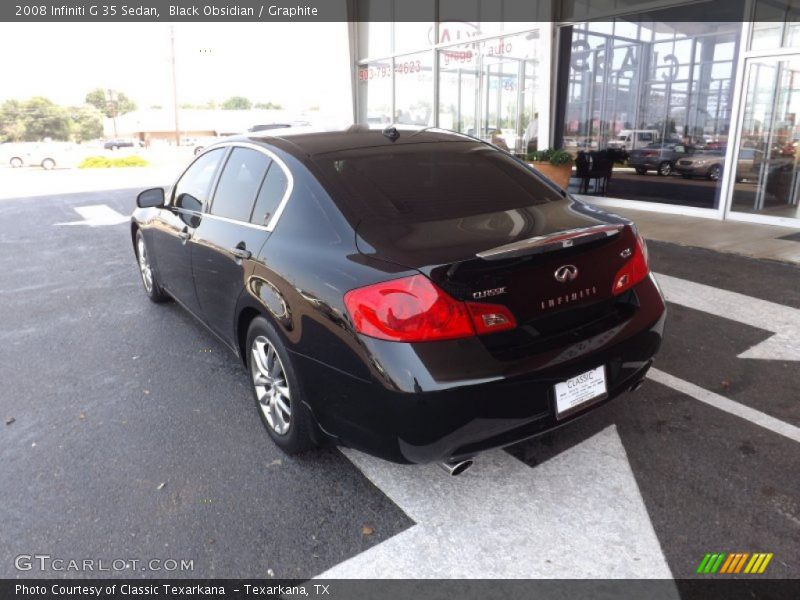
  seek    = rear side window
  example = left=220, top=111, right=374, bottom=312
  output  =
left=250, top=162, right=288, bottom=226
left=211, top=147, right=271, bottom=222
left=173, top=148, right=225, bottom=212
left=314, top=142, right=562, bottom=223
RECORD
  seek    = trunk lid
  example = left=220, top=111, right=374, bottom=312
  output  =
left=355, top=198, right=640, bottom=357
left=312, top=138, right=640, bottom=359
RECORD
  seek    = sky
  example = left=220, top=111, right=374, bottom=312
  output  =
left=0, top=22, right=353, bottom=119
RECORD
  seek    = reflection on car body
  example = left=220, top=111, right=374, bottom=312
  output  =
left=130, top=125, right=666, bottom=468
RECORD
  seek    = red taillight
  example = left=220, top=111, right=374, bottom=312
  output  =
left=344, top=275, right=516, bottom=342
left=612, top=232, right=650, bottom=295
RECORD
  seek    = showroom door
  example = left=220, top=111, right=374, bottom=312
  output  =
left=438, top=33, right=540, bottom=156
left=479, top=54, right=537, bottom=155
left=730, top=55, right=800, bottom=223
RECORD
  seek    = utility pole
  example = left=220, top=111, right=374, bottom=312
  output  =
left=170, top=25, right=181, bottom=146
left=106, top=89, right=118, bottom=138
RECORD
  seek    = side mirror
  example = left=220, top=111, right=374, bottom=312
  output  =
left=137, top=187, right=165, bottom=208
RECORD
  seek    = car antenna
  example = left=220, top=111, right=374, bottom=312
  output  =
left=382, top=125, right=400, bottom=142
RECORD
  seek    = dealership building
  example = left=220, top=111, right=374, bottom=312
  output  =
left=349, top=0, right=800, bottom=228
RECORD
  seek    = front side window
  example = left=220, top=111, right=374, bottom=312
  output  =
left=173, top=148, right=225, bottom=212
left=211, top=147, right=271, bottom=222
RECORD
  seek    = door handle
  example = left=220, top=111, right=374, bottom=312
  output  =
left=231, top=247, right=252, bottom=260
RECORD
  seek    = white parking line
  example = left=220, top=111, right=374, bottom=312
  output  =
left=654, top=272, right=800, bottom=362
left=647, top=368, right=800, bottom=444
left=54, top=204, right=128, bottom=227
left=319, top=426, right=673, bottom=579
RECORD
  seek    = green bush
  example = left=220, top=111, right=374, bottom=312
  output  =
left=78, top=155, right=148, bottom=169
left=527, top=148, right=573, bottom=165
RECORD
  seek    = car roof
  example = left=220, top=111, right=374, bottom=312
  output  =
left=225, top=125, right=478, bottom=157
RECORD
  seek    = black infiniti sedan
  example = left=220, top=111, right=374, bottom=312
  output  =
left=131, top=125, right=665, bottom=472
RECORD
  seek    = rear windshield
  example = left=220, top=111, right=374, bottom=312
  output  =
left=313, top=142, right=563, bottom=223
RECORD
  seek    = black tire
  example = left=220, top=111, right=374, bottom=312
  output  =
left=10, top=157, right=23, bottom=168
left=134, top=230, right=169, bottom=303
left=41, top=158, right=55, bottom=170
left=657, top=161, right=673, bottom=176
left=634, top=167, right=647, bottom=175
left=246, top=316, right=315, bottom=455
left=707, top=165, right=722, bottom=181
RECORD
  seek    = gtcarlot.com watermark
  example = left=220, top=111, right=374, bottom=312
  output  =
left=15, top=554, right=194, bottom=573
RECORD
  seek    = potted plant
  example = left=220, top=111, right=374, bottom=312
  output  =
left=527, top=148, right=574, bottom=189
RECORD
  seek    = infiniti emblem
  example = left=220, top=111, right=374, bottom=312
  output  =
left=554, top=264, right=579, bottom=283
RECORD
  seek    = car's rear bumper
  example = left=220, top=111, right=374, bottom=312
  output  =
left=293, top=275, right=666, bottom=464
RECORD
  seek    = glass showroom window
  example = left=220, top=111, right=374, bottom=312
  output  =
left=559, top=19, right=741, bottom=208
left=357, top=60, right=393, bottom=125
left=750, top=0, right=800, bottom=51
left=730, top=56, right=800, bottom=222
left=394, top=52, right=434, bottom=126
left=438, top=30, right=541, bottom=155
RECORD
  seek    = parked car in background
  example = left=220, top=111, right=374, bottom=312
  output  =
left=734, top=148, right=764, bottom=182
left=248, top=121, right=311, bottom=133
left=104, top=138, right=143, bottom=150
left=607, top=129, right=661, bottom=152
left=674, top=150, right=726, bottom=181
left=248, top=123, right=293, bottom=133
left=192, top=136, right=223, bottom=156
left=130, top=125, right=665, bottom=470
left=628, top=143, right=695, bottom=176
left=0, top=142, right=31, bottom=167
left=1, top=141, right=78, bottom=169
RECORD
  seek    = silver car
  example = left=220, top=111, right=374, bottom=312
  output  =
left=674, top=150, right=726, bottom=181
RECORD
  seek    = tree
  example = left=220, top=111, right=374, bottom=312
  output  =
left=0, top=100, right=26, bottom=142
left=0, top=97, right=71, bottom=142
left=254, top=101, right=282, bottom=110
left=222, top=96, right=253, bottom=110
left=85, top=88, right=137, bottom=118
left=69, top=106, right=103, bottom=142
left=22, top=97, right=72, bottom=141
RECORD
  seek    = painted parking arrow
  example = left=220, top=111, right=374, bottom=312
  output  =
left=318, top=426, right=674, bottom=580
left=654, top=273, right=800, bottom=362
left=55, top=204, right=128, bottom=227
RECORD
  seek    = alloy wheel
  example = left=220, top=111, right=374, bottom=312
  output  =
left=136, top=237, right=153, bottom=293
left=708, top=165, right=722, bottom=181
left=251, top=336, right=292, bottom=435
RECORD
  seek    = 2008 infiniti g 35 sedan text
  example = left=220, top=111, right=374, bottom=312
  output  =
left=131, top=126, right=666, bottom=471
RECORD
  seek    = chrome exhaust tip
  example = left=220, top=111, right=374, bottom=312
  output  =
left=439, top=458, right=474, bottom=476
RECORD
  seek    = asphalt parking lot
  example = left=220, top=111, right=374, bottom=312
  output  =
left=0, top=187, right=798, bottom=580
